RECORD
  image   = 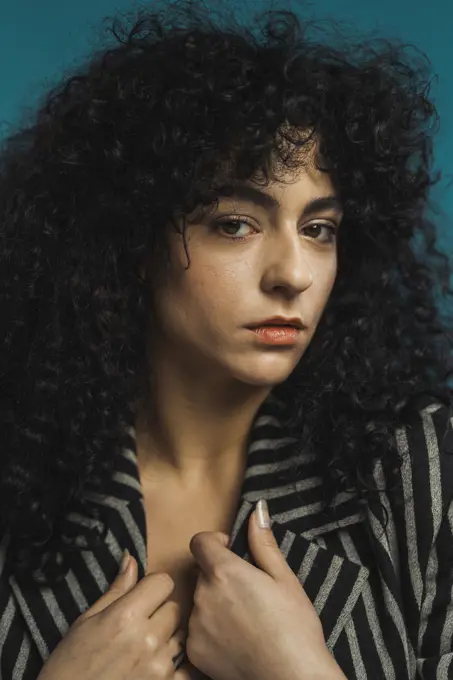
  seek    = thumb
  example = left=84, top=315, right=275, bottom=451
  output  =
left=77, top=549, right=138, bottom=622
left=112, top=549, right=138, bottom=591
left=248, top=500, right=288, bottom=581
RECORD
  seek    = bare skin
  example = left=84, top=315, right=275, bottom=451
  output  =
left=135, top=438, right=246, bottom=679
left=141, top=470, right=244, bottom=638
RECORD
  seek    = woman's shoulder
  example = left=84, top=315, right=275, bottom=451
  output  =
left=372, top=395, right=453, bottom=547
left=395, top=396, right=453, bottom=494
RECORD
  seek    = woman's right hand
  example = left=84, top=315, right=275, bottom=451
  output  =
left=37, top=550, right=185, bottom=680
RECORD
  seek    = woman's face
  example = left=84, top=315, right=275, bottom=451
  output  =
left=143, top=160, right=343, bottom=389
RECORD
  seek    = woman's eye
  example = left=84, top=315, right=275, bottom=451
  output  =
left=215, top=218, right=337, bottom=244
left=215, top=219, right=255, bottom=240
left=303, top=223, right=337, bottom=244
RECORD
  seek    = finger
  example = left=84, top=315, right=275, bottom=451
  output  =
left=247, top=508, right=293, bottom=581
left=171, top=627, right=187, bottom=648
left=148, top=599, right=182, bottom=641
left=79, top=553, right=139, bottom=620
left=175, top=669, right=191, bottom=680
left=169, top=628, right=186, bottom=661
left=148, top=633, right=185, bottom=677
left=169, top=630, right=187, bottom=674
left=106, top=570, right=175, bottom=621
left=174, top=665, right=192, bottom=680
left=189, top=531, right=231, bottom=576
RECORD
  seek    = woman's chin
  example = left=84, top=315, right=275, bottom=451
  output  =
left=232, top=357, right=300, bottom=388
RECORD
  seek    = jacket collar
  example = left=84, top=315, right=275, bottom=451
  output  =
left=7, top=391, right=369, bottom=665
left=88, top=390, right=366, bottom=535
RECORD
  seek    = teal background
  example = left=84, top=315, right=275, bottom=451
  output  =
left=1, top=0, right=452, bottom=262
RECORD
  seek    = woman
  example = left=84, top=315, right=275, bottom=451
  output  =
left=0, top=1, right=452, bottom=678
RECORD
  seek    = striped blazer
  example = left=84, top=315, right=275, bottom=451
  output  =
left=1, top=393, right=453, bottom=680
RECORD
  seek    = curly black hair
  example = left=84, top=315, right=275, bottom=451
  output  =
left=1, top=0, right=452, bottom=585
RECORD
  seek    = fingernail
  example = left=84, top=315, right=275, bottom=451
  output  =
left=256, top=499, right=270, bottom=528
left=120, top=549, right=130, bottom=574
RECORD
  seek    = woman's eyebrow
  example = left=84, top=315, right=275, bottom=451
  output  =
left=215, top=183, right=343, bottom=217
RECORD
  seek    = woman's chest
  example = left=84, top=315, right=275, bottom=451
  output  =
left=145, top=523, right=200, bottom=633
left=142, top=489, right=240, bottom=634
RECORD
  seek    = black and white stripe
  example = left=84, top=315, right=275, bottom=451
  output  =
left=1, top=393, right=452, bottom=679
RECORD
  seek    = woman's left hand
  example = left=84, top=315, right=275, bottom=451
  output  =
left=175, top=501, right=346, bottom=680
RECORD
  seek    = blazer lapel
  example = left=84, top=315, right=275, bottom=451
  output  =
left=7, top=512, right=125, bottom=665
left=228, top=497, right=369, bottom=651
left=6, top=419, right=145, bottom=666
left=226, top=393, right=370, bottom=651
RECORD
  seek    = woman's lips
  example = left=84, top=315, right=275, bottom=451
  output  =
left=247, top=325, right=301, bottom=345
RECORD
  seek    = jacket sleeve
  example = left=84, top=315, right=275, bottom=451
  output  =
left=415, top=404, right=453, bottom=678
left=0, top=535, right=44, bottom=680
left=416, top=497, right=453, bottom=678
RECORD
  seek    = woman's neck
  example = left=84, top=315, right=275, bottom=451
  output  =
left=134, top=373, right=271, bottom=486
